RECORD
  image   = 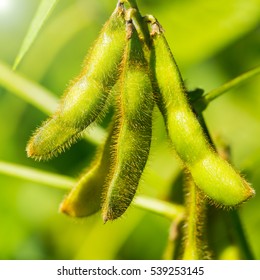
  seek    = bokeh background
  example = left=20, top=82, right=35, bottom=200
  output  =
left=0, top=0, right=260, bottom=259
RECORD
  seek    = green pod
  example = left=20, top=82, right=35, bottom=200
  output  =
left=102, top=21, right=154, bottom=222
left=26, top=3, right=126, bottom=160
left=150, top=22, right=254, bottom=206
left=59, top=121, right=114, bottom=217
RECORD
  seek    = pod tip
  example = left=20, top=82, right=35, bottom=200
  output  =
left=26, top=142, right=33, bottom=158
left=26, top=141, right=44, bottom=161
left=59, top=200, right=75, bottom=217
left=103, top=215, right=108, bottom=224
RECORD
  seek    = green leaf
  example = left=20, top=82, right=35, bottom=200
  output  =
left=13, top=0, right=60, bottom=70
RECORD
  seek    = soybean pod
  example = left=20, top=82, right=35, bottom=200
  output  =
left=150, top=19, right=254, bottom=206
left=59, top=120, right=114, bottom=217
left=102, top=19, right=154, bottom=221
left=26, top=2, right=126, bottom=160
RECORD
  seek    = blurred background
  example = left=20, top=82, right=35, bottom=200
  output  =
left=0, top=0, right=259, bottom=259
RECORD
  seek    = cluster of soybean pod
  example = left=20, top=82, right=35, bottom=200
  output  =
left=26, top=0, right=254, bottom=222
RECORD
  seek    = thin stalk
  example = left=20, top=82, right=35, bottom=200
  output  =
left=229, top=211, right=255, bottom=260
left=0, top=60, right=57, bottom=114
left=126, top=0, right=138, bottom=9
left=163, top=216, right=184, bottom=260
left=0, top=160, right=184, bottom=219
left=134, top=196, right=185, bottom=221
left=182, top=178, right=208, bottom=260
left=0, top=160, right=73, bottom=190
left=126, top=0, right=151, bottom=48
left=194, top=66, right=260, bottom=112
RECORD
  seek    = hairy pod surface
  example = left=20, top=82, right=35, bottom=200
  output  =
left=26, top=4, right=126, bottom=160
left=59, top=121, right=114, bottom=217
left=102, top=21, right=154, bottom=222
left=150, top=26, right=254, bottom=206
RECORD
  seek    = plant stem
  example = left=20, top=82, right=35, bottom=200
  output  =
left=126, top=0, right=138, bottom=9
left=134, top=196, right=185, bottom=220
left=0, top=160, right=184, bottom=219
left=229, top=205, right=255, bottom=259
left=0, top=160, right=73, bottom=190
left=163, top=216, right=184, bottom=260
left=205, top=66, right=260, bottom=103
left=0, top=61, right=57, bottom=114
left=194, top=66, right=260, bottom=112
left=126, top=0, right=151, bottom=48
left=182, top=177, right=208, bottom=260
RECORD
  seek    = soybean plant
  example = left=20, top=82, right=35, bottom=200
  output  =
left=26, top=0, right=255, bottom=235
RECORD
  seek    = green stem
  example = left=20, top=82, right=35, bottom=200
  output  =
left=0, top=60, right=57, bottom=114
left=229, top=207, right=255, bottom=259
left=0, top=160, right=73, bottom=190
left=0, top=160, right=184, bottom=219
left=182, top=178, right=208, bottom=260
left=126, top=0, right=138, bottom=8
left=193, top=66, right=260, bottom=112
left=126, top=0, right=151, bottom=48
left=0, top=60, right=105, bottom=145
left=134, top=196, right=185, bottom=221
left=163, top=216, right=184, bottom=260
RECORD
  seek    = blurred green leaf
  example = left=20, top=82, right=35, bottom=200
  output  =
left=13, top=0, right=60, bottom=69
left=20, top=0, right=99, bottom=81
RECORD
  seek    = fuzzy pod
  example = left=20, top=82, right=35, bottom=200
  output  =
left=150, top=22, right=254, bottom=206
left=102, top=21, right=154, bottom=222
left=59, top=121, right=114, bottom=217
left=26, top=3, right=126, bottom=160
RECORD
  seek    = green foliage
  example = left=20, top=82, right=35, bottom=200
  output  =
left=0, top=0, right=260, bottom=260
left=13, top=0, right=60, bottom=69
